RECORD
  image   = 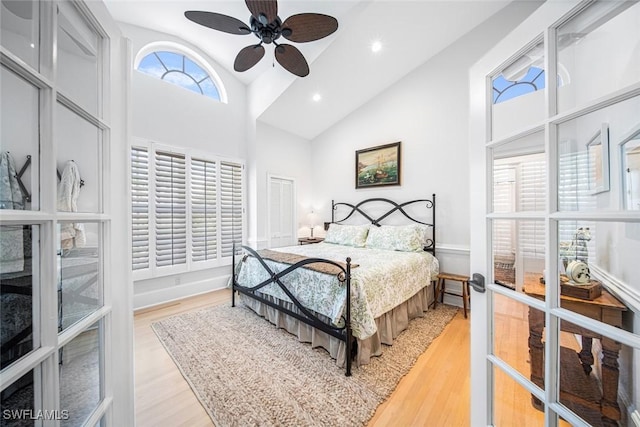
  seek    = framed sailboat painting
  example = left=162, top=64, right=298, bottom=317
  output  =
left=355, top=141, right=401, bottom=189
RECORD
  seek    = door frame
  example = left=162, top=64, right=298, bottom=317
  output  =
left=469, top=1, right=640, bottom=426
left=266, top=174, right=297, bottom=248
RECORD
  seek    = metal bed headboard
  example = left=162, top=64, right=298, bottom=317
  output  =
left=330, top=195, right=436, bottom=255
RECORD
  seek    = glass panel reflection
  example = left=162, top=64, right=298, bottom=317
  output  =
left=60, top=322, right=101, bottom=427
left=557, top=1, right=640, bottom=112
left=58, top=222, right=100, bottom=331
left=558, top=95, right=640, bottom=212
left=493, top=293, right=543, bottom=382
left=493, top=220, right=545, bottom=293
left=558, top=318, right=632, bottom=427
left=0, top=0, right=39, bottom=70
left=1, top=224, right=38, bottom=370
left=493, top=366, right=563, bottom=426
left=0, top=369, right=36, bottom=427
left=621, top=126, right=640, bottom=210
left=56, top=2, right=100, bottom=115
left=1, top=65, right=40, bottom=211
left=55, top=103, right=101, bottom=213
left=493, top=132, right=545, bottom=214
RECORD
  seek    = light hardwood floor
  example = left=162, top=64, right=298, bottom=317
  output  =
left=134, top=289, right=565, bottom=426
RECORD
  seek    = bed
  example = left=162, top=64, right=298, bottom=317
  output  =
left=231, top=196, right=438, bottom=376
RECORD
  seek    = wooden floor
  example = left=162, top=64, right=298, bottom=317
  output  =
left=134, top=289, right=568, bottom=426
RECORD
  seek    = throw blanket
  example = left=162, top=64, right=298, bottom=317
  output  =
left=253, top=249, right=359, bottom=277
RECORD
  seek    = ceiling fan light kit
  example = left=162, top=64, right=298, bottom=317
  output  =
left=185, top=0, right=338, bottom=77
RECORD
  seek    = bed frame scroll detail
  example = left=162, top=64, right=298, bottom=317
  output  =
left=232, top=244, right=354, bottom=376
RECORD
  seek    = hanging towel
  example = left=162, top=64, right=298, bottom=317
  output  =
left=0, top=151, right=25, bottom=273
left=57, top=160, right=85, bottom=250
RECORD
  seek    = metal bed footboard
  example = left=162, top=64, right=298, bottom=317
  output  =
left=231, top=244, right=354, bottom=376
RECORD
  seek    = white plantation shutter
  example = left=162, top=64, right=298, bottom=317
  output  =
left=191, top=158, right=217, bottom=262
left=558, top=150, right=596, bottom=254
left=155, top=151, right=187, bottom=267
left=131, top=147, right=150, bottom=270
left=519, top=159, right=545, bottom=259
left=130, top=144, right=244, bottom=276
left=220, top=161, right=243, bottom=257
left=493, top=165, right=516, bottom=258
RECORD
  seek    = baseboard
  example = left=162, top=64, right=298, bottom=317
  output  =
left=590, top=264, right=640, bottom=315
left=620, top=388, right=640, bottom=427
left=435, top=244, right=470, bottom=256
left=133, top=275, right=229, bottom=311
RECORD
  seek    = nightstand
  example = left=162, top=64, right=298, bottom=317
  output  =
left=298, top=237, right=324, bottom=245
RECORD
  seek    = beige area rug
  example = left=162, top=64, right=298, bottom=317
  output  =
left=152, top=303, right=459, bottom=427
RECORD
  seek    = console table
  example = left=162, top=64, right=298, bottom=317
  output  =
left=524, top=280, right=627, bottom=426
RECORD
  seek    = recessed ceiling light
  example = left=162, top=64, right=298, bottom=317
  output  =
left=312, top=93, right=322, bottom=102
left=30, top=43, right=35, bottom=48
left=371, top=40, right=382, bottom=53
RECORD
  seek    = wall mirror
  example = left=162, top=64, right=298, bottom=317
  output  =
left=620, top=125, right=640, bottom=210
left=586, top=123, right=610, bottom=195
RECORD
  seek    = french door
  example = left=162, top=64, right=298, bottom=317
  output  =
left=470, top=1, right=640, bottom=426
left=0, top=1, right=132, bottom=426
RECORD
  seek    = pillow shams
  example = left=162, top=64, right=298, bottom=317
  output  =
left=365, top=224, right=428, bottom=252
left=324, top=224, right=370, bottom=247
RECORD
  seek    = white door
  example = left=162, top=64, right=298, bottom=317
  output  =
left=268, top=175, right=296, bottom=248
left=469, top=1, right=640, bottom=426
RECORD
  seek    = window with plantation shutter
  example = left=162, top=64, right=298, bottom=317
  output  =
left=191, top=158, right=217, bottom=262
left=220, top=161, right=243, bottom=257
left=131, top=147, right=150, bottom=270
left=155, top=151, right=187, bottom=267
left=130, top=143, right=244, bottom=277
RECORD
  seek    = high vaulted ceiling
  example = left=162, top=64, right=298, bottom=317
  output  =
left=105, top=1, right=515, bottom=140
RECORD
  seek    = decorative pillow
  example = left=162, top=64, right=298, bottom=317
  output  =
left=365, top=224, right=427, bottom=252
left=324, top=224, right=370, bottom=247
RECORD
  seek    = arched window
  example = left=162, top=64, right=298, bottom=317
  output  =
left=135, top=42, right=227, bottom=103
left=492, top=66, right=545, bottom=104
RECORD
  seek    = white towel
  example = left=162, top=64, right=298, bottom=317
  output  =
left=57, top=160, right=85, bottom=250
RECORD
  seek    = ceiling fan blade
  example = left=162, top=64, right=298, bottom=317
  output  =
left=234, top=44, right=266, bottom=72
left=184, top=11, right=251, bottom=35
left=281, top=13, right=338, bottom=43
left=245, top=0, right=278, bottom=25
left=274, top=44, right=309, bottom=77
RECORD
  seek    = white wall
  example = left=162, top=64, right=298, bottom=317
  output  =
left=117, top=23, right=249, bottom=308
left=298, top=2, right=541, bottom=292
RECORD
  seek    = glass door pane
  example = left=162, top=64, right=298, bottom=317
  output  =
left=557, top=1, right=640, bottom=112
left=0, top=0, right=39, bottom=70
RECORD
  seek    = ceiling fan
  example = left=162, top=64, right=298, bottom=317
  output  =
left=185, top=0, right=338, bottom=77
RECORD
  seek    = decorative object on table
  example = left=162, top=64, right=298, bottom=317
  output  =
left=355, top=141, right=401, bottom=189
left=559, top=226, right=591, bottom=269
left=565, top=260, right=591, bottom=285
left=184, top=0, right=338, bottom=77
left=586, top=123, right=610, bottom=195
left=559, top=274, right=602, bottom=300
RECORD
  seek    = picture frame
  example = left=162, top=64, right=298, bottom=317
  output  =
left=355, top=141, right=401, bottom=189
left=586, top=123, right=610, bottom=195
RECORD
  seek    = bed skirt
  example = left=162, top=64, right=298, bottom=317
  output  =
left=238, top=283, right=435, bottom=367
